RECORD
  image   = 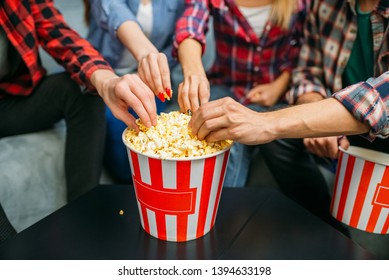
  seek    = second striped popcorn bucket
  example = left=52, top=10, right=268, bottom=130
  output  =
left=331, top=146, right=389, bottom=234
left=123, top=133, right=232, bottom=242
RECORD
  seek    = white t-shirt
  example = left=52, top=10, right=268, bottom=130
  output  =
left=239, top=5, right=272, bottom=38
left=115, top=1, right=153, bottom=75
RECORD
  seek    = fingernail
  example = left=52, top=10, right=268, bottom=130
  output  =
left=158, top=92, right=165, bottom=102
left=166, top=88, right=172, bottom=98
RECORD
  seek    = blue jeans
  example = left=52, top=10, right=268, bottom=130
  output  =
left=209, top=85, right=287, bottom=188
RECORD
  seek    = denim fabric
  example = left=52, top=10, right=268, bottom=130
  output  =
left=87, top=0, right=185, bottom=68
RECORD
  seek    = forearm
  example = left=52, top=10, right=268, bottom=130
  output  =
left=117, top=21, right=158, bottom=62
left=263, top=98, right=369, bottom=141
left=273, top=71, right=291, bottom=98
left=178, top=38, right=206, bottom=77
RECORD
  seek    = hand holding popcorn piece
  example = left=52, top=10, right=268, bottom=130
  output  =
left=123, top=111, right=232, bottom=159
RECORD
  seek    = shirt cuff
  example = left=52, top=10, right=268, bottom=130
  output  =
left=332, top=80, right=388, bottom=141
left=287, top=82, right=328, bottom=104
left=107, top=2, right=138, bottom=39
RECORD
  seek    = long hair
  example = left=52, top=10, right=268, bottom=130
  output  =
left=83, top=0, right=90, bottom=26
left=270, top=0, right=297, bottom=29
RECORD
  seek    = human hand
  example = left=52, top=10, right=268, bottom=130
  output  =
left=303, top=135, right=350, bottom=159
left=91, top=70, right=157, bottom=131
left=189, top=97, right=268, bottom=145
left=296, top=91, right=325, bottom=105
left=246, top=83, right=281, bottom=107
left=178, top=73, right=210, bottom=113
left=137, top=52, right=172, bottom=102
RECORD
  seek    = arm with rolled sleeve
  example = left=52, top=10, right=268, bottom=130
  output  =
left=32, top=0, right=112, bottom=89
left=172, top=0, right=210, bottom=58
left=89, top=0, right=138, bottom=39
left=287, top=1, right=329, bottom=105
left=333, top=71, right=389, bottom=140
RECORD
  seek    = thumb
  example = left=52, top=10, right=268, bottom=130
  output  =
left=338, top=136, right=350, bottom=150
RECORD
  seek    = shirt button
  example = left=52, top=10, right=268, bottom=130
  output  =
left=256, top=46, right=262, bottom=52
left=254, top=66, right=260, bottom=72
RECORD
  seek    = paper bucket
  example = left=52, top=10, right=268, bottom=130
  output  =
left=122, top=131, right=231, bottom=242
left=330, top=146, right=389, bottom=234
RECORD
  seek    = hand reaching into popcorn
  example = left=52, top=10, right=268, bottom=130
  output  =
left=176, top=39, right=210, bottom=113
left=189, top=96, right=371, bottom=145
left=124, top=111, right=231, bottom=159
left=115, top=21, right=173, bottom=103
left=91, top=70, right=157, bottom=132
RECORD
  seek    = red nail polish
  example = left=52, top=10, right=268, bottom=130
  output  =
left=166, top=88, right=172, bottom=98
left=158, top=92, right=165, bottom=102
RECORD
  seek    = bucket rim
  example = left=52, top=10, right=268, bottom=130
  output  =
left=339, top=145, right=389, bottom=166
left=122, top=128, right=233, bottom=161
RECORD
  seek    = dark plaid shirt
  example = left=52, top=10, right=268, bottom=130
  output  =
left=0, top=0, right=112, bottom=98
left=289, top=0, right=389, bottom=104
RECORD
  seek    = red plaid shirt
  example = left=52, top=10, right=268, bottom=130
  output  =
left=0, top=0, right=112, bottom=98
left=174, top=0, right=309, bottom=104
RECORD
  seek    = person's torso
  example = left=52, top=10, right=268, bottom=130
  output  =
left=0, top=0, right=45, bottom=97
left=87, top=0, right=185, bottom=71
left=207, top=0, right=307, bottom=104
left=315, top=0, right=389, bottom=93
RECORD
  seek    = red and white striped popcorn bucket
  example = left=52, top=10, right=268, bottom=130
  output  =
left=331, top=146, right=389, bottom=234
left=122, top=136, right=231, bottom=242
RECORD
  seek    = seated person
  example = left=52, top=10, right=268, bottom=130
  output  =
left=189, top=72, right=389, bottom=258
left=85, top=0, right=185, bottom=183
left=257, top=0, right=389, bottom=225
left=171, top=0, right=309, bottom=187
left=0, top=0, right=159, bottom=243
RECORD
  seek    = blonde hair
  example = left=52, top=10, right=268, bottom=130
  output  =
left=270, top=0, right=297, bottom=30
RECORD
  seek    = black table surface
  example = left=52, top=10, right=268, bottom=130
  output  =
left=0, top=185, right=376, bottom=260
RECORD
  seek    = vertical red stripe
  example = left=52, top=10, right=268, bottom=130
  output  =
left=336, top=155, right=356, bottom=221
left=140, top=206, right=150, bottom=234
left=367, top=167, right=389, bottom=232
left=210, top=151, right=229, bottom=227
left=381, top=215, right=389, bottom=234
left=330, top=151, right=344, bottom=212
left=366, top=207, right=382, bottom=232
left=176, top=161, right=191, bottom=242
left=148, top=158, right=166, bottom=239
left=131, top=152, right=150, bottom=233
left=349, top=161, right=375, bottom=228
left=196, top=157, right=216, bottom=238
left=130, top=151, right=141, bottom=178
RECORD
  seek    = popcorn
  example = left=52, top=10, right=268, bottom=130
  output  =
left=123, top=111, right=232, bottom=159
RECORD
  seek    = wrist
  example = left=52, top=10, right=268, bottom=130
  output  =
left=136, top=47, right=159, bottom=62
left=266, top=109, right=303, bottom=140
left=90, top=69, right=117, bottom=94
left=178, top=38, right=205, bottom=78
left=182, top=64, right=207, bottom=78
left=255, top=112, right=281, bottom=142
